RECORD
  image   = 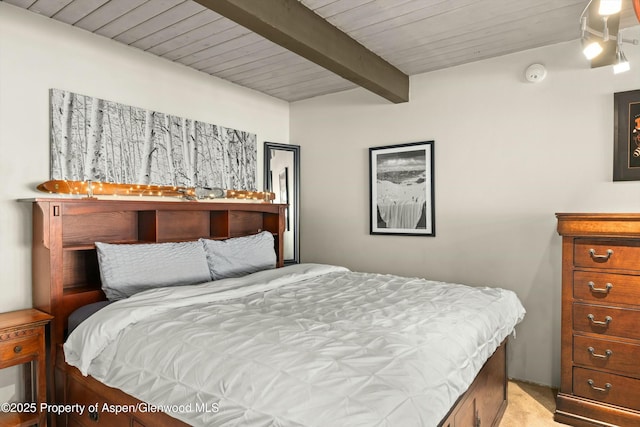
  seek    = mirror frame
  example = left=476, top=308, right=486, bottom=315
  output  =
left=264, top=142, right=300, bottom=264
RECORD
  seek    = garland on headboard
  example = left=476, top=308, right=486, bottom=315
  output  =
left=37, top=180, right=275, bottom=202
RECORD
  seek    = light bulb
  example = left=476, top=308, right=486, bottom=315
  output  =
left=598, top=0, right=622, bottom=15
left=583, top=41, right=603, bottom=59
left=613, top=62, right=630, bottom=73
left=613, top=50, right=630, bottom=74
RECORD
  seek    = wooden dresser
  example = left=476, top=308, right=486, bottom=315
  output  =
left=555, top=213, right=640, bottom=426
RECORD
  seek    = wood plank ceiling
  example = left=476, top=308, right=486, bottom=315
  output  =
left=4, top=0, right=639, bottom=102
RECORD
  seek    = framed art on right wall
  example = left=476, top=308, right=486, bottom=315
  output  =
left=369, top=141, right=435, bottom=236
left=613, top=89, right=640, bottom=181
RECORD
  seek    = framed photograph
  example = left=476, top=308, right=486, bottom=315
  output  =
left=369, top=141, right=435, bottom=236
left=613, top=89, right=640, bottom=181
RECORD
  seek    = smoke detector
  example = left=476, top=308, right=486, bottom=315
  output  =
left=525, top=64, right=547, bottom=83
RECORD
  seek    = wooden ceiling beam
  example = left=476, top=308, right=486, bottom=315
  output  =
left=193, top=0, right=409, bottom=103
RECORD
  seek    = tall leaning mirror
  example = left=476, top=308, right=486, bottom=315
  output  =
left=264, top=142, right=300, bottom=264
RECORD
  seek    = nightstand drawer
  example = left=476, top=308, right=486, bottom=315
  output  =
left=574, top=335, right=640, bottom=377
left=573, top=367, right=640, bottom=411
left=574, top=239, right=640, bottom=271
left=573, top=271, right=640, bottom=305
left=0, top=333, right=41, bottom=366
left=573, top=303, right=640, bottom=340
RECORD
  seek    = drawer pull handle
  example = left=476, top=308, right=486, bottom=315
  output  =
left=13, top=345, right=22, bottom=354
left=89, top=410, right=99, bottom=422
left=589, top=248, right=613, bottom=261
left=587, top=379, right=612, bottom=392
left=587, top=314, right=612, bottom=326
left=587, top=282, right=613, bottom=294
left=587, top=347, right=613, bottom=359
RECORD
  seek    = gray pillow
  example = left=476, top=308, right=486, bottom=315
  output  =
left=200, top=231, right=276, bottom=280
left=95, top=241, right=212, bottom=301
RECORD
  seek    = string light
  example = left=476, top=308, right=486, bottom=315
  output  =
left=36, top=180, right=276, bottom=202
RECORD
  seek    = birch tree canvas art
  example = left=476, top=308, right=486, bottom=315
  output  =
left=50, top=89, right=257, bottom=190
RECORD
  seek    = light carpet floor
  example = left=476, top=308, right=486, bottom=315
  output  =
left=500, top=380, right=565, bottom=426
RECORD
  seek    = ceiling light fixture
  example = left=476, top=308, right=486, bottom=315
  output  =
left=579, top=0, right=638, bottom=73
left=613, top=50, right=631, bottom=73
left=613, top=36, right=631, bottom=73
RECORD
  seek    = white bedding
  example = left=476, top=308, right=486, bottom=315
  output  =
left=64, top=264, right=525, bottom=427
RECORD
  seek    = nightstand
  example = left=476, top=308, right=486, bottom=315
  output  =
left=0, top=309, right=52, bottom=427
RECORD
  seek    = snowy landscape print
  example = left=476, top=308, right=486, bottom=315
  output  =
left=50, top=89, right=257, bottom=190
left=370, top=142, right=434, bottom=236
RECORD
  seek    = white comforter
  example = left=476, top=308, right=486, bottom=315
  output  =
left=65, top=264, right=525, bottom=427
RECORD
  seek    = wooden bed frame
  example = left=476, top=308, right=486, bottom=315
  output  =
left=29, top=198, right=508, bottom=427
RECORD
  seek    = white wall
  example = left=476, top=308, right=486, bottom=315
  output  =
left=291, top=28, right=640, bottom=387
left=0, top=2, right=288, bottom=400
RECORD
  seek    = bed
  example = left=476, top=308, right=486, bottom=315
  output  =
left=29, top=198, right=524, bottom=427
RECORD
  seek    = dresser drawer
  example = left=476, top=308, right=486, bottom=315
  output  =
left=574, top=335, right=640, bottom=377
left=573, top=303, right=640, bottom=340
left=574, top=239, right=640, bottom=271
left=67, top=375, right=123, bottom=426
left=573, top=271, right=640, bottom=305
left=573, top=367, right=640, bottom=411
left=0, top=334, right=41, bottom=366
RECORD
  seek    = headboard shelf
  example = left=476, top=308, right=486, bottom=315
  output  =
left=29, top=198, right=286, bottom=367
left=62, top=241, right=153, bottom=250
left=63, top=286, right=103, bottom=297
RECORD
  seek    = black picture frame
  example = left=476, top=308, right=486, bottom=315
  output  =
left=613, top=89, right=640, bottom=181
left=369, top=141, right=435, bottom=236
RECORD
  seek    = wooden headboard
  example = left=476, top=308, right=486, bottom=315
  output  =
left=30, top=198, right=286, bottom=360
